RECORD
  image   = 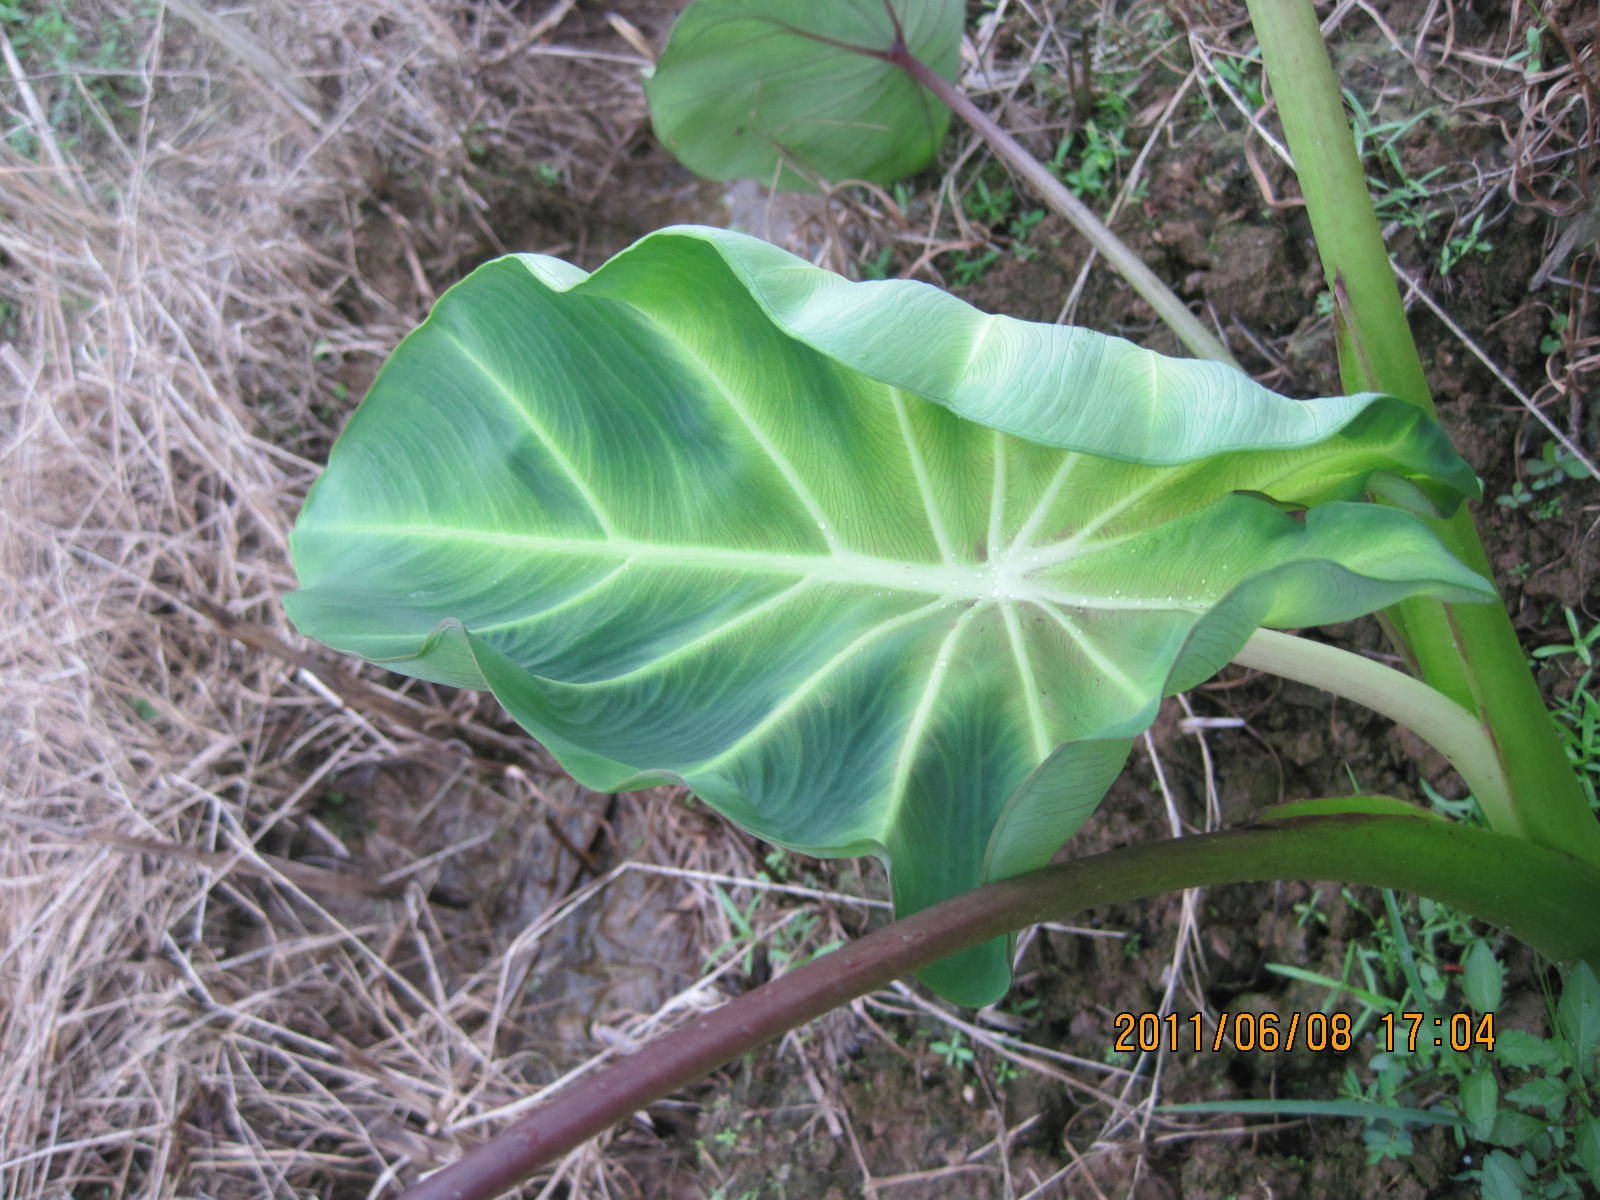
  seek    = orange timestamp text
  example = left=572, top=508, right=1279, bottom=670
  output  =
left=1378, top=1011, right=1495, bottom=1052
left=1112, top=1010, right=1355, bottom=1053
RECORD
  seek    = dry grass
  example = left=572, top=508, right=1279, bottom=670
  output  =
left=4, top=0, right=1594, bottom=1196
left=0, top=2, right=708, bottom=1194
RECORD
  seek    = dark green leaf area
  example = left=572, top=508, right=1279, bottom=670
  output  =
left=1558, top=961, right=1600, bottom=1059
left=287, top=227, right=1493, bottom=1004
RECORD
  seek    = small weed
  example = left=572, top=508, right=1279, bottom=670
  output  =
left=860, top=245, right=896, bottom=281
left=1541, top=312, right=1570, bottom=355
left=1205, top=52, right=1266, bottom=111
left=1497, top=481, right=1536, bottom=509
left=1192, top=48, right=1259, bottom=125
left=771, top=912, right=843, bottom=972
left=1374, top=171, right=1447, bottom=234
left=1535, top=609, right=1600, bottom=669
left=1525, top=440, right=1592, bottom=490
left=992, top=1058, right=1024, bottom=1086
left=1497, top=440, right=1591, bottom=510
left=1049, top=118, right=1138, bottom=204
left=1419, top=778, right=1483, bottom=824
left=944, top=172, right=1044, bottom=286
left=928, top=1029, right=975, bottom=1071
left=1507, top=22, right=1547, bottom=76
left=705, top=884, right=763, bottom=974
left=946, top=248, right=1000, bottom=287
left=1008, top=207, right=1047, bottom=259
left=964, top=176, right=1014, bottom=226
left=1294, top=890, right=1331, bottom=929
left=1439, top=213, right=1494, bottom=275
left=1340, top=90, right=1446, bottom=236
left=702, top=885, right=841, bottom=976
left=1002, top=995, right=1042, bottom=1022
left=1532, top=610, right=1600, bottom=812
left=1029, top=53, right=1143, bottom=205
left=1, top=0, right=153, bottom=158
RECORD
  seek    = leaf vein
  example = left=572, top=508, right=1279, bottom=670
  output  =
left=891, top=388, right=957, bottom=563
left=586, top=576, right=819, bottom=684
left=440, top=330, right=617, bottom=537
left=664, top=332, right=842, bottom=553
left=696, top=596, right=958, bottom=771
left=883, top=602, right=986, bottom=832
left=1001, top=600, right=1051, bottom=759
left=1032, top=600, right=1147, bottom=705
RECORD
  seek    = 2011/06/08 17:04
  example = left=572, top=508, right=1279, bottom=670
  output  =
left=1112, top=1010, right=1497, bottom=1054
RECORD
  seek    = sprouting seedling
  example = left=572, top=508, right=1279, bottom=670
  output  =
left=1533, top=609, right=1600, bottom=669
left=1526, top=439, right=1593, bottom=491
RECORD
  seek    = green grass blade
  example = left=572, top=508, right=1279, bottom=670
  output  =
left=1161, top=1098, right=1467, bottom=1128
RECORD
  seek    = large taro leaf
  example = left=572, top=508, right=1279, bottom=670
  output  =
left=286, top=225, right=1492, bottom=1005
left=645, top=0, right=962, bottom=190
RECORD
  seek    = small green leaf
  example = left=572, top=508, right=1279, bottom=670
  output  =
left=1461, top=1068, right=1499, bottom=1140
left=1462, top=940, right=1504, bottom=1012
left=1496, top=1029, right=1564, bottom=1072
left=1504, top=1076, right=1568, bottom=1118
left=1574, top=1115, right=1600, bottom=1185
left=1481, top=1149, right=1529, bottom=1200
left=1558, top=962, right=1600, bottom=1060
left=1489, top=1109, right=1549, bottom=1148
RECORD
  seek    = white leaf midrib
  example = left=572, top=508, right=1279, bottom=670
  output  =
left=313, top=521, right=1204, bottom=613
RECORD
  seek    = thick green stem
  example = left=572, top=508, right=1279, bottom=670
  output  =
left=1235, top=629, right=1518, bottom=835
left=891, top=48, right=1241, bottom=368
left=1245, top=0, right=1600, bottom=864
left=395, top=815, right=1600, bottom=1200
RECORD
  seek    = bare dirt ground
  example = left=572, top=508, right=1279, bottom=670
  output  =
left=3, top=0, right=1596, bottom=1197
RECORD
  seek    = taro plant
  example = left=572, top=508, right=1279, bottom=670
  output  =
left=281, top=2, right=1600, bottom=1197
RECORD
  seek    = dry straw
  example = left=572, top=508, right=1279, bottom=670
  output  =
left=0, top=2, right=723, bottom=1194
